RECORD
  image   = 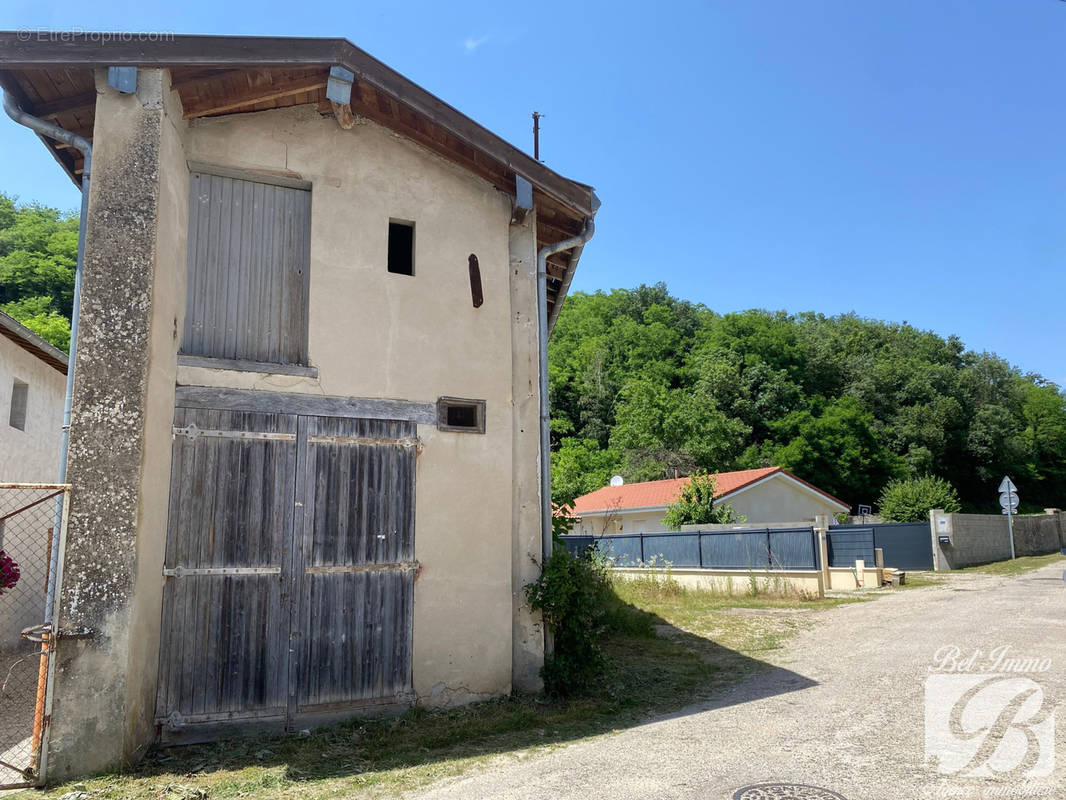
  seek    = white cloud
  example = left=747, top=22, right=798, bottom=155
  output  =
left=463, top=35, right=490, bottom=53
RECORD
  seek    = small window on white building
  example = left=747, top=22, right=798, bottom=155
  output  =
left=9, top=379, right=28, bottom=431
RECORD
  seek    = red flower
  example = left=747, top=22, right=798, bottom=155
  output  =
left=0, top=549, right=20, bottom=595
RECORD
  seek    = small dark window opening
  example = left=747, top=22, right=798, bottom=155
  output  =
left=388, top=220, right=415, bottom=276
left=9, top=379, right=28, bottom=431
left=437, top=397, right=486, bottom=434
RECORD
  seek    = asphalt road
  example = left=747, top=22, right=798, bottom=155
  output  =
left=408, top=562, right=1066, bottom=800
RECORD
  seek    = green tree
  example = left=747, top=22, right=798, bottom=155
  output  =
left=0, top=296, right=71, bottom=351
left=878, top=475, right=962, bottom=522
left=0, top=193, right=79, bottom=349
left=551, top=439, right=623, bottom=506
left=757, top=396, right=905, bottom=507
left=548, top=287, right=1066, bottom=512
left=610, top=379, right=749, bottom=481
left=662, top=473, right=744, bottom=529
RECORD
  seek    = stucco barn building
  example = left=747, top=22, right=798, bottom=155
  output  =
left=0, top=33, right=597, bottom=781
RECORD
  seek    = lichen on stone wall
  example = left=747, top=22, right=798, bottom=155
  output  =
left=62, top=110, right=162, bottom=632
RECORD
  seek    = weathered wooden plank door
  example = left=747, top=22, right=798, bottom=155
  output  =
left=156, top=408, right=417, bottom=738
left=155, top=408, right=298, bottom=736
left=291, top=416, right=417, bottom=718
left=182, top=172, right=311, bottom=365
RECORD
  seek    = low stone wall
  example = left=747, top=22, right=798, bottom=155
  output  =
left=612, top=567, right=824, bottom=598
left=930, top=509, right=1064, bottom=570
left=826, top=566, right=883, bottom=591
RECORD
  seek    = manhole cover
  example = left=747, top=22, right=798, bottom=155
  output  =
left=733, top=784, right=847, bottom=800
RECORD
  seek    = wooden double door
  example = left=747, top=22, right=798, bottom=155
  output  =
left=155, top=406, right=417, bottom=739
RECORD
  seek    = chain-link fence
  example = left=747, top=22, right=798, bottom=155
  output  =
left=0, top=484, right=68, bottom=790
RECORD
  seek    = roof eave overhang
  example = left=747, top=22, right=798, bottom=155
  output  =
left=0, top=33, right=595, bottom=219
left=0, top=311, right=68, bottom=373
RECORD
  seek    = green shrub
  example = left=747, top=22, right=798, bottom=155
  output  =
left=525, top=546, right=615, bottom=696
left=662, top=473, right=745, bottom=529
left=878, top=475, right=961, bottom=522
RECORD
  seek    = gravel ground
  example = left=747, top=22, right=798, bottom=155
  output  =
left=408, top=563, right=1066, bottom=800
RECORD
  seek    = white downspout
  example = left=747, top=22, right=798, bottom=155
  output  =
left=535, top=193, right=600, bottom=567
left=2, top=92, right=92, bottom=784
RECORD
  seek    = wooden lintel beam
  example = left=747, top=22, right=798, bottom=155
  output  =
left=181, top=74, right=327, bottom=119
left=169, top=67, right=256, bottom=91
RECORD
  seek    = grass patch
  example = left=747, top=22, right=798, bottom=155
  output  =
left=611, top=572, right=863, bottom=656
left=20, top=574, right=851, bottom=800
left=956, top=552, right=1066, bottom=576
left=896, top=571, right=944, bottom=590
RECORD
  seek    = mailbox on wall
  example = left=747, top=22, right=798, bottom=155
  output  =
left=938, top=535, right=951, bottom=546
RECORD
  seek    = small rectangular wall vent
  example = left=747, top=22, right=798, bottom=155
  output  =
left=437, top=397, right=486, bottom=434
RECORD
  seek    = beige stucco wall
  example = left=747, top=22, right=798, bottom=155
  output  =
left=0, top=334, right=65, bottom=482
left=574, top=475, right=848, bottom=534
left=826, top=566, right=883, bottom=591
left=125, top=69, right=189, bottom=758
left=47, top=68, right=183, bottom=779
left=179, top=103, right=525, bottom=704
left=728, top=477, right=846, bottom=524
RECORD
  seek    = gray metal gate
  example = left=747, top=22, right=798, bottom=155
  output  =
left=825, top=527, right=875, bottom=568
left=872, top=522, right=934, bottom=570
left=155, top=408, right=416, bottom=741
left=0, top=484, right=70, bottom=789
left=827, top=523, right=934, bottom=571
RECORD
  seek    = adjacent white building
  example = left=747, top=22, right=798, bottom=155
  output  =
left=0, top=311, right=66, bottom=482
left=571, top=467, right=851, bottom=534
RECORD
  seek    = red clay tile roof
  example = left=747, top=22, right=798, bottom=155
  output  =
left=569, top=467, right=849, bottom=514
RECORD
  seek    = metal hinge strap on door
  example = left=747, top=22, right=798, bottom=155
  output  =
left=305, top=561, right=420, bottom=575
left=162, top=566, right=282, bottom=578
left=306, top=434, right=420, bottom=448
left=172, top=423, right=297, bottom=442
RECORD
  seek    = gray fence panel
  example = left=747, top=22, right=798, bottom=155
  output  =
left=642, top=534, right=701, bottom=567
left=701, top=532, right=770, bottom=569
left=826, top=528, right=875, bottom=567
left=560, top=536, right=594, bottom=557
left=559, top=526, right=820, bottom=571
left=871, top=522, right=934, bottom=570
left=594, top=535, right=643, bottom=566
left=769, top=528, right=818, bottom=569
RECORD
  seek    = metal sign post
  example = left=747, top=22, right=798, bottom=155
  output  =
left=998, top=476, right=1018, bottom=559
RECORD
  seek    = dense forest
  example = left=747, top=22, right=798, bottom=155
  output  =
left=549, top=285, right=1066, bottom=514
left=3, top=195, right=1063, bottom=514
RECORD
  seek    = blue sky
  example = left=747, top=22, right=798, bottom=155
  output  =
left=1, top=1, right=1064, bottom=386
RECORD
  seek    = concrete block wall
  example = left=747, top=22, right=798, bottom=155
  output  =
left=1013, top=512, right=1063, bottom=556
left=931, top=509, right=1064, bottom=571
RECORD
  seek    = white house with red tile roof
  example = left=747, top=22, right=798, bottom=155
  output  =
left=569, top=467, right=850, bottom=534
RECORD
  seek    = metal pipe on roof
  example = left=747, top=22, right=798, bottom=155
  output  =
left=2, top=89, right=91, bottom=636
left=535, top=193, right=600, bottom=572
